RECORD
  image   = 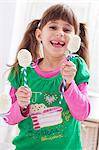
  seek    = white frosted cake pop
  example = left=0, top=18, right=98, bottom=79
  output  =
left=0, top=93, right=11, bottom=114
left=17, top=49, right=32, bottom=67
left=67, top=35, right=81, bottom=53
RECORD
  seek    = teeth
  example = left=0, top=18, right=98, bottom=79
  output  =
left=51, top=41, right=58, bottom=44
left=51, top=41, right=64, bottom=45
left=60, top=41, right=64, bottom=45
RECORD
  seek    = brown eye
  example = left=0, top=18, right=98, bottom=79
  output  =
left=49, top=26, right=57, bottom=30
left=64, top=28, right=71, bottom=33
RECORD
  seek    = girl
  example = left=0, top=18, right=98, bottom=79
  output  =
left=4, top=4, right=90, bottom=150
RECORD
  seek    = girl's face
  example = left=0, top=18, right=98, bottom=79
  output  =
left=36, top=20, right=75, bottom=58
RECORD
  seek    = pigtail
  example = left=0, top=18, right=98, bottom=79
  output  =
left=76, top=23, right=90, bottom=68
left=9, top=19, right=40, bottom=75
left=17, top=19, right=40, bottom=61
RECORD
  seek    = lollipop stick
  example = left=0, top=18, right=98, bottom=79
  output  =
left=23, top=67, right=28, bottom=108
left=23, top=67, right=27, bottom=87
left=60, top=79, right=66, bottom=104
left=60, top=52, right=73, bottom=104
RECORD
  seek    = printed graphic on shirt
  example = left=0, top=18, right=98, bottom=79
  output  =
left=30, top=92, right=60, bottom=106
left=44, top=93, right=59, bottom=105
left=30, top=104, right=63, bottom=130
left=26, top=108, right=72, bottom=143
left=63, top=110, right=72, bottom=121
left=27, top=124, right=65, bottom=142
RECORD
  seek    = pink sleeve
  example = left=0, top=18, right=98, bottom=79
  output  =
left=64, top=81, right=90, bottom=121
left=3, top=88, right=28, bottom=125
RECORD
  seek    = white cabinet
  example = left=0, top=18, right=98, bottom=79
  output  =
left=81, top=120, right=99, bottom=150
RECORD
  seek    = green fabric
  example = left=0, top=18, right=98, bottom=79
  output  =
left=70, top=55, right=90, bottom=85
left=8, top=56, right=90, bottom=150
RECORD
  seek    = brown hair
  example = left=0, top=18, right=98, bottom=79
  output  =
left=9, top=4, right=89, bottom=73
left=77, top=23, right=89, bottom=68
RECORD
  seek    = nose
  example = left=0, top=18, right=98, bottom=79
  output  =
left=56, top=30, right=64, bottom=37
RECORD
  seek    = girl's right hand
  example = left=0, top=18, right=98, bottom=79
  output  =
left=15, top=86, right=32, bottom=108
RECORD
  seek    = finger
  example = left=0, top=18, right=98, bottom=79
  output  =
left=24, top=87, right=32, bottom=92
left=61, top=63, right=73, bottom=71
left=16, top=91, right=31, bottom=98
left=16, top=89, right=32, bottom=97
left=20, top=99, right=30, bottom=104
left=18, top=101, right=30, bottom=108
left=62, top=72, right=75, bottom=77
left=63, top=61, right=76, bottom=67
left=23, top=87, right=32, bottom=97
left=18, top=96, right=31, bottom=101
left=26, top=88, right=32, bottom=97
left=62, top=69, right=76, bottom=76
left=18, top=87, right=29, bottom=94
left=63, top=67, right=77, bottom=73
left=68, top=61, right=76, bottom=67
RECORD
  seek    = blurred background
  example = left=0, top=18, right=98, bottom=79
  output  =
left=0, top=0, right=99, bottom=149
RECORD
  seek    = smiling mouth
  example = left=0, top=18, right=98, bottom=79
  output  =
left=50, top=41, right=65, bottom=47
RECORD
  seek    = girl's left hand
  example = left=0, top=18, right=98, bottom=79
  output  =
left=61, top=60, right=77, bottom=88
